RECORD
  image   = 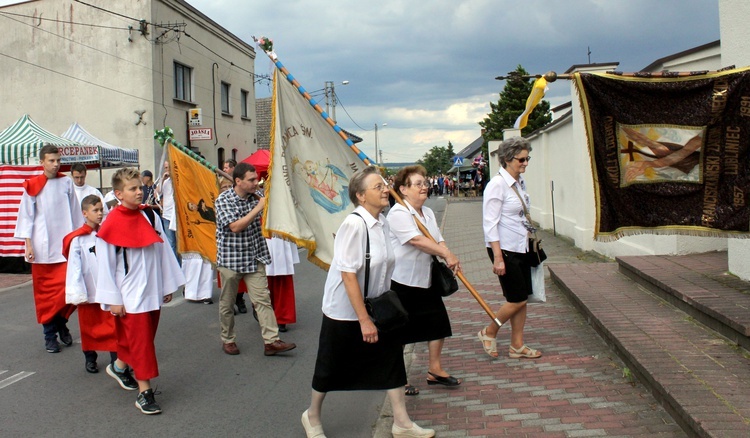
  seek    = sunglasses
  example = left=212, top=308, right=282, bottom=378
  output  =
left=511, top=156, right=531, bottom=163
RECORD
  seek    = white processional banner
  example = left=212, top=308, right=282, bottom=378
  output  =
left=263, top=69, right=363, bottom=270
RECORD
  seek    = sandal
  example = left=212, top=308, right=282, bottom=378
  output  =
left=426, top=371, right=462, bottom=386
left=404, top=384, right=419, bottom=396
left=509, top=344, right=542, bottom=359
left=477, top=328, right=498, bottom=358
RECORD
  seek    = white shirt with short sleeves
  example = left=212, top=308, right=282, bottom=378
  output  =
left=321, top=206, right=395, bottom=321
left=387, top=200, right=444, bottom=288
left=483, top=167, right=530, bottom=253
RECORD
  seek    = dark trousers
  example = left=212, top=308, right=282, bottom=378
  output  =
left=84, top=350, right=117, bottom=363
left=41, top=314, right=68, bottom=341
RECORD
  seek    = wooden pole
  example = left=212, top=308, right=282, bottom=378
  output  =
left=495, top=66, right=736, bottom=82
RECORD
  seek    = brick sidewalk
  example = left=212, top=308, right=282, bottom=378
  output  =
left=0, top=273, right=31, bottom=291
left=392, top=199, right=685, bottom=437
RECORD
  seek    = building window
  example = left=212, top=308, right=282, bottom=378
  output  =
left=218, top=147, right=225, bottom=168
left=174, top=62, right=193, bottom=102
left=232, top=148, right=237, bottom=161
left=221, top=82, right=231, bottom=114
left=241, top=89, right=249, bottom=118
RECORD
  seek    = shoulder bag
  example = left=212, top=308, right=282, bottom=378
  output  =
left=510, top=185, right=547, bottom=267
left=352, top=213, right=409, bottom=333
left=431, top=255, right=459, bottom=297
left=405, top=204, right=459, bottom=297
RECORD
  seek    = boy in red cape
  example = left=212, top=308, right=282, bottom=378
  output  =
left=63, top=195, right=137, bottom=390
left=95, top=168, right=185, bottom=415
left=14, top=145, right=83, bottom=353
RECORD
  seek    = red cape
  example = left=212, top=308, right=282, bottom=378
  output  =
left=22, top=172, right=66, bottom=197
left=62, top=224, right=94, bottom=259
left=97, top=205, right=163, bottom=248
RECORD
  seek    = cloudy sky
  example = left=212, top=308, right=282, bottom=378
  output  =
left=187, top=0, right=720, bottom=163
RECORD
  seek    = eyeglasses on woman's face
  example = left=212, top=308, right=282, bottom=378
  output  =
left=511, top=156, right=531, bottom=164
left=408, top=179, right=429, bottom=188
left=367, top=183, right=389, bottom=192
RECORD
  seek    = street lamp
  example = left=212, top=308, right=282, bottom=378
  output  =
left=374, top=122, right=387, bottom=165
left=324, top=80, right=349, bottom=122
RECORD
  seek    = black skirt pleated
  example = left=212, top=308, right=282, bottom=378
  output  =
left=391, top=280, right=452, bottom=345
left=312, top=315, right=406, bottom=392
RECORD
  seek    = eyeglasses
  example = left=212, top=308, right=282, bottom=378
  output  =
left=409, top=181, right=429, bottom=188
left=368, top=183, right=388, bottom=191
left=512, top=156, right=531, bottom=163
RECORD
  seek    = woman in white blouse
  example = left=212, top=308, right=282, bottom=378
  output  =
left=302, top=166, right=435, bottom=438
left=478, top=137, right=542, bottom=360
left=387, top=165, right=462, bottom=395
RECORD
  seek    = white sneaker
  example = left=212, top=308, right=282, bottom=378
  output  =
left=392, top=422, right=435, bottom=437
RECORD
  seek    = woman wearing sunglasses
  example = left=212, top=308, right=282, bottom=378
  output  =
left=477, top=137, right=542, bottom=360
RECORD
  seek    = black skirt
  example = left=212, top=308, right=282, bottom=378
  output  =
left=487, top=247, right=532, bottom=303
left=312, top=315, right=406, bottom=392
left=391, top=280, right=452, bottom=345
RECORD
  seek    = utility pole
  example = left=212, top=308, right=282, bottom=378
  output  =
left=374, top=123, right=379, bottom=165
left=324, top=81, right=334, bottom=120
left=374, top=123, right=387, bottom=165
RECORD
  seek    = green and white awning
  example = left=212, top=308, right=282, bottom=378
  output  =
left=0, top=114, right=82, bottom=165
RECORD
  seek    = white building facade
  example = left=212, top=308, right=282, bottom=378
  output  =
left=0, top=0, right=256, bottom=183
left=516, top=0, right=749, bottom=280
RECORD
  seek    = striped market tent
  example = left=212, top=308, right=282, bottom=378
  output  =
left=0, top=114, right=83, bottom=165
left=61, top=122, right=139, bottom=168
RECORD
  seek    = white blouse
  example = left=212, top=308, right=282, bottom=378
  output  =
left=321, top=205, right=395, bottom=321
left=387, top=200, right=444, bottom=288
left=483, top=167, right=530, bottom=253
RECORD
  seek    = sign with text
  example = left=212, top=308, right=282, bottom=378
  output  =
left=189, top=127, right=213, bottom=141
left=189, top=108, right=202, bottom=126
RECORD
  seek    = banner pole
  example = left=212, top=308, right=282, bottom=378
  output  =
left=254, top=38, right=503, bottom=328
left=161, top=137, right=231, bottom=180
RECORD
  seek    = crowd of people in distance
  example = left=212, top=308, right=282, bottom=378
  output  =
left=15, top=137, right=542, bottom=437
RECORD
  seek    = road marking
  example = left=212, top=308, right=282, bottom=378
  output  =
left=0, top=371, right=35, bottom=389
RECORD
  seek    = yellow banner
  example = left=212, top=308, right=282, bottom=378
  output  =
left=168, top=143, right=218, bottom=263
left=514, top=77, right=548, bottom=130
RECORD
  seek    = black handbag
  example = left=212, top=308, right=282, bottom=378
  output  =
left=511, top=185, right=548, bottom=267
left=527, top=237, right=547, bottom=267
left=352, top=213, right=409, bottom=333
left=431, top=256, right=459, bottom=296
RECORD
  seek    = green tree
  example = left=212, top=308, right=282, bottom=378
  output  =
left=417, top=143, right=455, bottom=175
left=479, top=65, right=552, bottom=156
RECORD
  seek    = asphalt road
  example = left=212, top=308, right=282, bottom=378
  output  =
left=0, top=197, right=447, bottom=438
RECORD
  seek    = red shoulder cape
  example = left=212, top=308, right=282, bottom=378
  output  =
left=62, top=224, right=94, bottom=259
left=97, top=205, right=163, bottom=248
left=22, top=172, right=66, bottom=197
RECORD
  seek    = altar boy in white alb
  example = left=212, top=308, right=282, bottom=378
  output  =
left=14, top=145, right=83, bottom=353
left=95, top=168, right=185, bottom=415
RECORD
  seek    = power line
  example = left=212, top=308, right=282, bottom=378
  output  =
left=0, top=48, right=254, bottom=130
left=334, top=94, right=372, bottom=131
left=0, top=10, right=131, bottom=30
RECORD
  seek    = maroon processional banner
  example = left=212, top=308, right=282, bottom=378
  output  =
left=574, top=68, right=750, bottom=240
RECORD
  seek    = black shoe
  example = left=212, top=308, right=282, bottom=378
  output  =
left=45, top=338, right=61, bottom=353
left=58, top=326, right=73, bottom=347
left=106, top=364, right=138, bottom=391
left=278, top=324, right=288, bottom=333
left=135, top=389, right=162, bottom=415
left=85, top=361, right=99, bottom=373
left=236, top=295, right=247, bottom=314
left=252, top=308, right=259, bottom=322
left=202, top=299, right=214, bottom=305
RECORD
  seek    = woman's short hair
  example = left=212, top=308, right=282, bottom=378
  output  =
left=393, top=165, right=427, bottom=196
left=348, top=166, right=381, bottom=205
left=497, top=137, right=532, bottom=168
